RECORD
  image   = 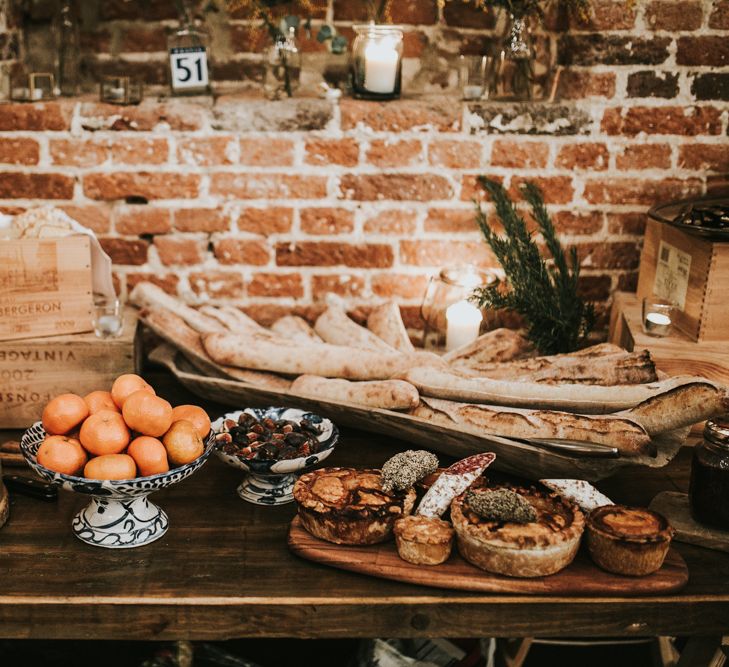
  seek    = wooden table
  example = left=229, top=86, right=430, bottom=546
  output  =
left=1, top=372, right=729, bottom=641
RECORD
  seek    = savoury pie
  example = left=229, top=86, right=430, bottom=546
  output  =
left=450, top=486, right=585, bottom=578
left=394, top=515, right=454, bottom=565
left=587, top=504, right=673, bottom=576
left=293, top=467, right=416, bottom=545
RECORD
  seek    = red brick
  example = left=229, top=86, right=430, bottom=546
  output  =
left=443, top=1, right=495, bottom=28
left=0, top=173, right=74, bottom=199
left=99, top=237, right=149, bottom=265
left=60, top=205, right=112, bottom=234
left=0, top=102, right=71, bottom=131
left=340, top=174, right=452, bottom=201
left=304, top=138, right=359, bottom=167
left=366, top=139, right=422, bottom=167
left=214, top=238, right=270, bottom=266
left=710, top=0, right=729, bottom=28
left=429, top=140, right=482, bottom=169
left=552, top=211, right=604, bottom=235
left=126, top=272, right=179, bottom=294
left=300, top=208, right=354, bottom=235
left=84, top=173, right=200, bottom=200
left=248, top=273, right=304, bottom=298
left=460, top=175, right=504, bottom=201
left=340, top=98, right=460, bottom=132
left=677, top=37, right=729, bottom=66
left=311, top=274, right=366, bottom=299
left=491, top=141, right=549, bottom=169
left=242, top=304, right=312, bottom=327
left=555, top=143, right=609, bottom=171
left=119, top=25, right=167, bottom=52
left=240, top=137, right=295, bottom=167
left=424, top=208, right=476, bottom=233
left=78, top=102, right=204, bottom=132
left=400, top=240, right=494, bottom=267
left=174, top=209, right=229, bottom=233
left=210, top=174, right=327, bottom=199
left=616, top=144, right=672, bottom=170
left=402, top=30, right=428, bottom=58
left=510, top=177, right=574, bottom=205
left=576, top=242, right=641, bottom=270
left=50, top=139, right=107, bottom=167
left=178, top=137, right=236, bottom=167
left=577, top=275, right=613, bottom=301
left=110, top=138, right=168, bottom=165
left=678, top=144, right=729, bottom=172
left=607, top=212, right=647, bottom=235
left=363, top=210, right=418, bottom=235
left=617, top=272, right=639, bottom=293
left=556, top=71, right=616, bottom=99
left=238, top=207, right=293, bottom=234
left=371, top=273, right=429, bottom=300
left=389, top=0, right=437, bottom=24
left=601, top=106, right=723, bottom=136
left=707, top=175, right=729, bottom=195
left=100, top=0, right=177, bottom=20
left=400, top=305, right=426, bottom=330
left=116, top=207, right=171, bottom=234
left=189, top=271, right=245, bottom=299
left=583, top=178, right=703, bottom=205
left=276, top=242, right=394, bottom=268
left=155, top=236, right=206, bottom=266
left=645, top=1, right=704, bottom=29
left=581, top=0, right=637, bottom=29
left=0, top=138, right=39, bottom=165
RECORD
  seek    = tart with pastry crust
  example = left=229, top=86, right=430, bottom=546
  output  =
left=394, top=515, right=454, bottom=565
left=586, top=504, right=673, bottom=576
left=450, top=486, right=585, bottom=578
left=293, top=467, right=416, bottom=545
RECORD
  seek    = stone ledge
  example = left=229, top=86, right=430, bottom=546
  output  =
left=466, top=102, right=593, bottom=136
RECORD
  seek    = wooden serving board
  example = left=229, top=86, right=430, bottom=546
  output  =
left=288, top=517, right=689, bottom=596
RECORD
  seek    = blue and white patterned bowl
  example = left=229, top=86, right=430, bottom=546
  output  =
left=212, top=407, right=338, bottom=505
left=20, top=421, right=215, bottom=549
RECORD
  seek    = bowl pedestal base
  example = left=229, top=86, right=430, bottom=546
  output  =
left=237, top=472, right=297, bottom=506
left=72, top=496, right=169, bottom=549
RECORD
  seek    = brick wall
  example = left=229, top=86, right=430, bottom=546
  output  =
left=0, top=0, right=728, bottom=330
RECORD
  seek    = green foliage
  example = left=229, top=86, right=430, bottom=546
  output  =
left=471, top=177, right=595, bottom=355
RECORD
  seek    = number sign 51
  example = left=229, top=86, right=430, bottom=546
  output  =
left=170, top=46, right=209, bottom=91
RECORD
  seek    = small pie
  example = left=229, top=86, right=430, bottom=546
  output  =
left=586, top=505, right=673, bottom=576
left=393, top=515, right=454, bottom=565
left=293, top=467, right=416, bottom=545
left=450, top=486, right=585, bottom=578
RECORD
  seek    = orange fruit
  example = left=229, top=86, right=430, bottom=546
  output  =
left=170, top=405, right=211, bottom=439
left=84, top=454, right=137, bottom=480
left=83, top=390, right=119, bottom=415
left=128, top=436, right=169, bottom=477
left=37, top=435, right=87, bottom=475
left=42, top=393, right=89, bottom=435
left=79, top=410, right=130, bottom=456
left=162, top=420, right=204, bottom=466
left=110, top=374, right=154, bottom=409
left=122, top=391, right=173, bottom=437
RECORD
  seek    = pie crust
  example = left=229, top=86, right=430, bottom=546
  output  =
left=294, top=467, right=416, bottom=545
left=450, top=486, right=585, bottom=577
left=586, top=504, right=673, bottom=576
left=394, top=515, right=454, bottom=566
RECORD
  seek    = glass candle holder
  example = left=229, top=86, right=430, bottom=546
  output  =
left=642, top=297, right=675, bottom=337
left=459, top=55, right=489, bottom=101
left=93, top=294, right=123, bottom=339
left=10, top=73, right=57, bottom=102
left=100, top=76, right=143, bottom=105
left=352, top=24, right=403, bottom=100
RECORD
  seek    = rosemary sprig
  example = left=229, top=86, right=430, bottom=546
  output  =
left=471, top=177, right=594, bottom=354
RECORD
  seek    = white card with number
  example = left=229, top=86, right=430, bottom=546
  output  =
left=169, top=46, right=209, bottom=90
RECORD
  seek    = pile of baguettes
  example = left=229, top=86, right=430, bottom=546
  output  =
left=131, top=282, right=729, bottom=459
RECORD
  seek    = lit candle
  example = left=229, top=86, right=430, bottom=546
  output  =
left=445, top=300, right=483, bottom=352
left=644, top=311, right=672, bottom=336
left=364, top=38, right=399, bottom=94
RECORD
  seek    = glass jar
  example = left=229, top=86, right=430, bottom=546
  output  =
left=168, top=22, right=211, bottom=96
left=54, top=0, right=81, bottom=96
left=351, top=24, right=403, bottom=100
left=100, top=76, right=143, bottom=105
left=264, top=27, right=302, bottom=100
left=689, top=417, right=729, bottom=530
left=490, top=13, right=535, bottom=101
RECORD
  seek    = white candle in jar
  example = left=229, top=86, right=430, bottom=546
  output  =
left=644, top=311, right=672, bottom=336
left=363, top=39, right=399, bottom=94
left=445, top=300, right=483, bottom=352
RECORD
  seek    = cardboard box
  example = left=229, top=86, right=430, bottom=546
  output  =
left=0, top=236, right=93, bottom=341
left=0, top=308, right=140, bottom=428
left=636, top=218, right=729, bottom=342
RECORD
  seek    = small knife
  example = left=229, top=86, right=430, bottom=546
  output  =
left=512, top=437, right=620, bottom=458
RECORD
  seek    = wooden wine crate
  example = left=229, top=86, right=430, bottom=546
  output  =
left=636, top=218, right=729, bottom=342
left=0, top=308, right=140, bottom=429
left=609, top=291, right=729, bottom=385
left=0, top=236, right=93, bottom=342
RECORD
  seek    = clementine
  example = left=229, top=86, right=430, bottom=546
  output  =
left=37, top=435, right=87, bottom=475
left=84, top=454, right=137, bottom=480
left=79, top=410, right=130, bottom=456
left=83, top=390, right=119, bottom=415
left=42, top=393, right=89, bottom=435
left=162, top=420, right=204, bottom=466
left=122, top=391, right=173, bottom=437
left=128, top=436, right=170, bottom=477
left=110, top=373, right=154, bottom=409
left=170, top=404, right=211, bottom=439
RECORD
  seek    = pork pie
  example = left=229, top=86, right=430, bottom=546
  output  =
left=394, top=515, right=455, bottom=565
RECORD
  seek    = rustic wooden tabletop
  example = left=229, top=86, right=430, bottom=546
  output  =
left=1, top=371, right=728, bottom=641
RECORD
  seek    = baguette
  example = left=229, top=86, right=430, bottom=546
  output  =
left=199, top=305, right=271, bottom=335
left=271, top=315, right=323, bottom=343
left=443, top=328, right=535, bottom=366
left=367, top=302, right=415, bottom=353
left=291, top=375, right=420, bottom=410
left=314, top=305, right=396, bottom=352
left=411, top=397, right=654, bottom=457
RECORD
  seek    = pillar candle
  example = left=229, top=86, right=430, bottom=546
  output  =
left=445, top=300, right=483, bottom=352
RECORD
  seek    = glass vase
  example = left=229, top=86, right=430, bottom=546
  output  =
left=490, top=14, right=535, bottom=101
left=351, top=24, right=403, bottom=100
left=264, top=27, right=302, bottom=100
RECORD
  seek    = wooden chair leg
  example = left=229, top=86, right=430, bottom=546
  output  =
left=652, top=637, right=680, bottom=667
left=495, top=638, right=534, bottom=667
left=676, top=636, right=726, bottom=667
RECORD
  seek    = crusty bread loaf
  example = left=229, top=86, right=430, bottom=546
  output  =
left=315, top=305, right=396, bottom=352
left=367, top=302, right=415, bottom=353
left=443, top=328, right=535, bottom=366
left=271, top=315, right=323, bottom=343
left=291, top=375, right=419, bottom=410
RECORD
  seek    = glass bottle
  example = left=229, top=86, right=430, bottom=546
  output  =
left=264, top=27, right=302, bottom=100
left=351, top=24, right=403, bottom=100
left=55, top=0, right=80, bottom=96
left=168, top=11, right=211, bottom=96
left=489, top=13, right=535, bottom=101
left=689, top=417, right=729, bottom=530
